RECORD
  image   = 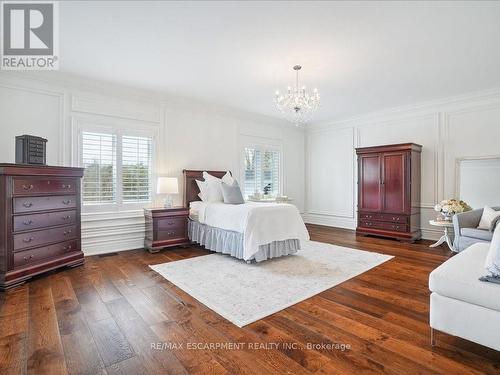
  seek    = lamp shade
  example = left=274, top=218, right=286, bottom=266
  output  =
left=157, top=177, right=179, bottom=194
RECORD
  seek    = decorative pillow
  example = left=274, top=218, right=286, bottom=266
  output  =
left=221, top=180, right=245, bottom=204
left=478, top=206, right=500, bottom=231
left=484, top=223, right=500, bottom=278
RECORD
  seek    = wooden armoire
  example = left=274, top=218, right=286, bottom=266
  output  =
left=356, top=143, right=422, bottom=242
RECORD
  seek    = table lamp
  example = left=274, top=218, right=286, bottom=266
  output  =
left=157, top=177, right=179, bottom=208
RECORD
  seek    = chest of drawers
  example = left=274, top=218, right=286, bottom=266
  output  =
left=0, top=164, right=84, bottom=290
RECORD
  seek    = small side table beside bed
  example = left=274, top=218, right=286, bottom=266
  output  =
left=144, top=207, right=190, bottom=253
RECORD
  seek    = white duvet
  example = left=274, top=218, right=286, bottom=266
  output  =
left=190, top=201, right=310, bottom=260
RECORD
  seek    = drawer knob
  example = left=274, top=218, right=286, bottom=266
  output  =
left=64, top=230, right=72, bottom=236
left=64, top=245, right=73, bottom=251
left=62, top=215, right=71, bottom=220
left=23, top=255, right=34, bottom=261
left=168, top=231, right=175, bottom=236
left=168, top=221, right=175, bottom=225
left=23, top=220, right=33, bottom=225
left=62, top=184, right=72, bottom=189
left=62, top=200, right=72, bottom=205
left=22, top=184, right=34, bottom=190
left=23, top=202, right=33, bottom=208
left=22, top=237, right=34, bottom=243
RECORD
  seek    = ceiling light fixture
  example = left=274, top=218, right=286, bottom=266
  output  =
left=274, top=65, right=320, bottom=125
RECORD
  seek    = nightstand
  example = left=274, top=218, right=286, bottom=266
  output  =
left=144, top=207, right=190, bottom=253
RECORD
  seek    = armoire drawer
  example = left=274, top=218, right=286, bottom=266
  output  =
left=13, top=195, right=76, bottom=213
left=379, top=213, right=408, bottom=224
left=360, top=220, right=408, bottom=233
left=13, top=240, right=78, bottom=268
left=358, top=213, right=408, bottom=224
left=13, top=210, right=77, bottom=232
left=13, top=178, right=77, bottom=195
left=13, top=225, right=77, bottom=250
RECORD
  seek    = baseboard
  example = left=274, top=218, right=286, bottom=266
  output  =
left=82, top=236, right=144, bottom=256
left=303, top=213, right=356, bottom=230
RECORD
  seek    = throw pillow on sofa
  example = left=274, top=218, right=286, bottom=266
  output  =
left=477, top=206, right=500, bottom=231
left=482, top=223, right=500, bottom=281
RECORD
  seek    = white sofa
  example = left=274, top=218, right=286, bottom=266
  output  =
left=429, top=242, right=500, bottom=351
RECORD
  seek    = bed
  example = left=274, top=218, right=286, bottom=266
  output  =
left=183, top=170, right=309, bottom=262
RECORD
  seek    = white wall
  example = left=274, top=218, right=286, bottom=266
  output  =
left=0, top=72, right=305, bottom=255
left=304, top=89, right=500, bottom=240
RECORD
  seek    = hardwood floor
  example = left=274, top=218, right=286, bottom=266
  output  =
left=1, top=224, right=499, bottom=374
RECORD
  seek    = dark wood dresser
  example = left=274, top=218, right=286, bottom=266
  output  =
left=356, top=143, right=422, bottom=242
left=0, top=164, right=84, bottom=290
left=144, top=207, right=190, bottom=253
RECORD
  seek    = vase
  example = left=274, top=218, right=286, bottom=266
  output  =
left=441, top=212, right=454, bottom=221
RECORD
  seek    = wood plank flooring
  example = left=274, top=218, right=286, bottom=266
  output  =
left=1, top=225, right=499, bottom=374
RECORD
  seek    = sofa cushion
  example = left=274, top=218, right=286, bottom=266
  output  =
left=429, top=243, right=500, bottom=312
left=460, top=228, right=493, bottom=241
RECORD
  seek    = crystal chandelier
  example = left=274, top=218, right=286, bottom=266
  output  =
left=274, top=65, right=320, bottom=125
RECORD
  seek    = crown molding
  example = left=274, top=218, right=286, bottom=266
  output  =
left=0, top=70, right=299, bottom=131
left=308, top=86, right=500, bottom=131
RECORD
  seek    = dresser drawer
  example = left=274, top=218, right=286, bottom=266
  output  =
left=13, top=225, right=77, bottom=251
left=13, top=178, right=77, bottom=195
left=157, top=227, right=187, bottom=241
left=156, top=217, right=186, bottom=231
left=13, top=240, right=78, bottom=269
left=13, top=210, right=76, bottom=232
left=13, top=195, right=76, bottom=213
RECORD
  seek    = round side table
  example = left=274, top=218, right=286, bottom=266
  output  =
left=429, top=220, right=455, bottom=251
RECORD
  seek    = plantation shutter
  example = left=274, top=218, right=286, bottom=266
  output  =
left=81, top=132, right=117, bottom=204
left=243, top=147, right=280, bottom=198
left=121, top=135, right=153, bottom=203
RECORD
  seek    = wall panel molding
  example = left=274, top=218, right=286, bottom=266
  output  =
left=305, top=88, right=500, bottom=240
left=71, top=94, right=161, bottom=123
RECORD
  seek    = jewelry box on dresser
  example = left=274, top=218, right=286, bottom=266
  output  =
left=0, top=164, right=85, bottom=290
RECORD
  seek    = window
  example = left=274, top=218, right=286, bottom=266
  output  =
left=81, top=131, right=153, bottom=211
left=81, top=132, right=116, bottom=204
left=243, top=147, right=281, bottom=198
left=121, top=136, right=153, bottom=203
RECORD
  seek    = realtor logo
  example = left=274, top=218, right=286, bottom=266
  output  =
left=1, top=1, right=59, bottom=70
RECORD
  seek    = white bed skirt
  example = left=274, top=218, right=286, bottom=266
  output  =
left=188, top=219, right=300, bottom=262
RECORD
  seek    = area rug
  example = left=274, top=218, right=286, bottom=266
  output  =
left=149, top=241, right=393, bottom=327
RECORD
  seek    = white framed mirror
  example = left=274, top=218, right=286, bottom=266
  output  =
left=456, top=156, right=500, bottom=209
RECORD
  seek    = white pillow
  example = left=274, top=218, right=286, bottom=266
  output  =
left=195, top=179, right=209, bottom=201
left=478, top=206, right=500, bottom=231
left=221, top=171, right=234, bottom=186
left=485, top=223, right=500, bottom=277
left=202, top=172, right=224, bottom=202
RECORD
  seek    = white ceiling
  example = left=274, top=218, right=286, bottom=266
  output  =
left=60, top=1, right=500, bottom=123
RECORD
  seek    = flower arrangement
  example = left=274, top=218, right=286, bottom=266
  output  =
left=434, top=199, right=472, bottom=220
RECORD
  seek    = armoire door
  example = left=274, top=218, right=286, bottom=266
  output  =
left=382, top=152, right=408, bottom=213
left=358, top=154, right=382, bottom=212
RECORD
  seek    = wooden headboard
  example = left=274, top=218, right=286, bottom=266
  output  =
left=183, top=170, right=230, bottom=207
